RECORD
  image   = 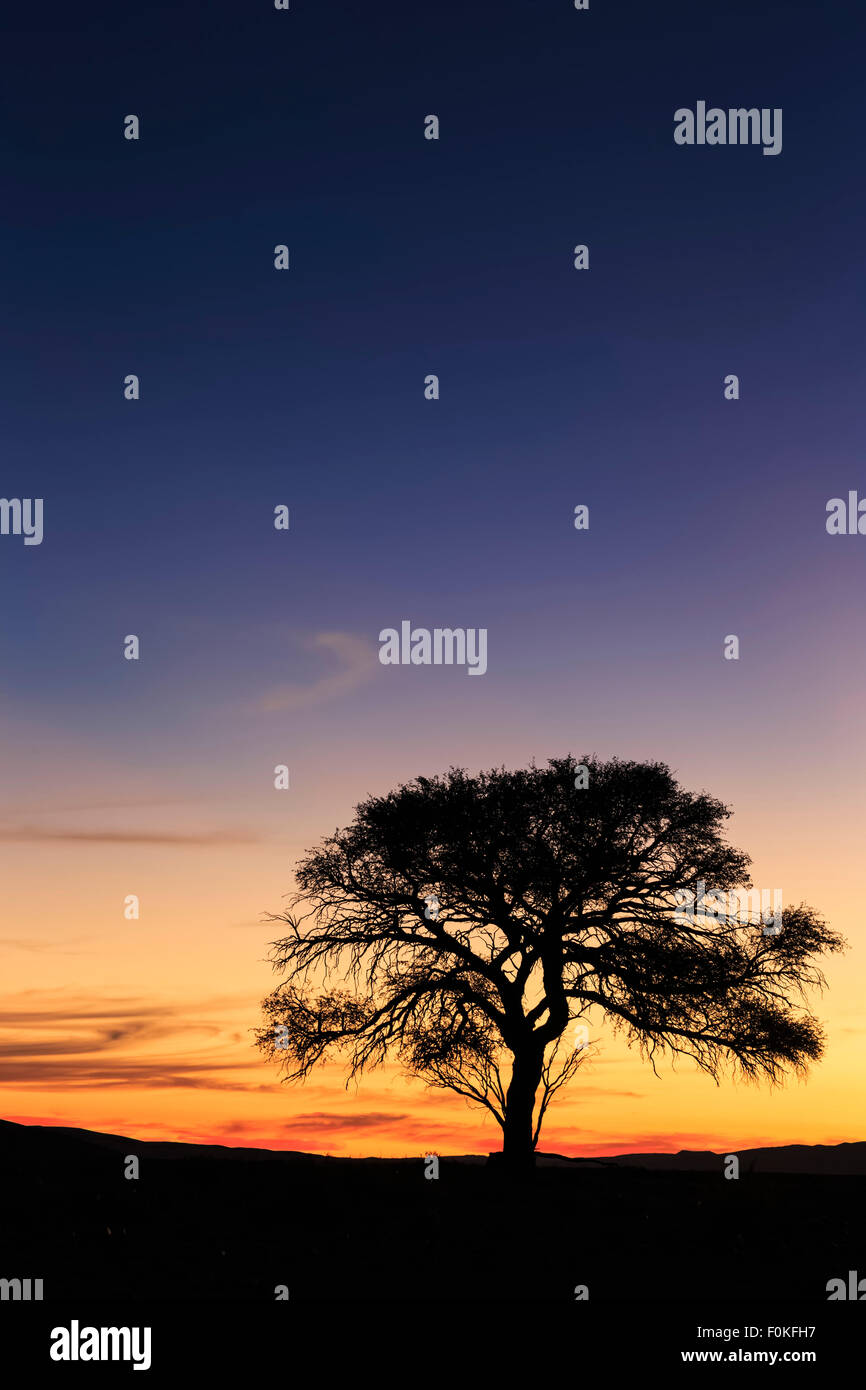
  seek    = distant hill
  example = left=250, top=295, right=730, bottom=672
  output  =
left=539, top=1142, right=866, bottom=1174
left=0, top=1116, right=320, bottom=1163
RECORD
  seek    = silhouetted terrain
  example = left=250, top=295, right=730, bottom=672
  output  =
left=1, top=1119, right=863, bottom=1301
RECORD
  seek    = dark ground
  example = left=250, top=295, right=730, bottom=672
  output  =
left=1, top=1120, right=863, bottom=1302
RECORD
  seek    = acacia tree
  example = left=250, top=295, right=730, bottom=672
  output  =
left=255, top=755, right=844, bottom=1170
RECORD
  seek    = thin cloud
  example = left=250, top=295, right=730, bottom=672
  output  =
left=0, top=992, right=267, bottom=1090
left=282, top=1111, right=409, bottom=1134
left=0, top=937, right=93, bottom=954
left=256, top=631, right=378, bottom=713
left=0, top=827, right=261, bottom=846
left=276, top=1112, right=481, bottom=1151
left=0, top=795, right=211, bottom=818
left=537, top=1128, right=741, bottom=1156
left=0, top=993, right=252, bottom=1023
left=0, top=1058, right=279, bottom=1090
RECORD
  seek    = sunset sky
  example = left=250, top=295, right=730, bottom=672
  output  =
left=2, top=0, right=864, bottom=1157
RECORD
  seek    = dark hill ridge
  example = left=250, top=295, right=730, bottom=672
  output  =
left=0, top=1117, right=317, bottom=1163
left=582, top=1143, right=866, bottom=1175
left=2, top=1116, right=864, bottom=1172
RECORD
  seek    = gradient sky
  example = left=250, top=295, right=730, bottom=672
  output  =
left=2, top=0, right=865, bottom=1157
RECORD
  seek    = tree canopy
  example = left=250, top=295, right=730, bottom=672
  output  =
left=256, top=755, right=845, bottom=1167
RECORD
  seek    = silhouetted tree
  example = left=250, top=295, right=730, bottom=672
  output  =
left=255, top=756, right=844, bottom=1171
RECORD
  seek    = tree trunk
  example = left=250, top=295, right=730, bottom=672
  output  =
left=500, top=1049, right=544, bottom=1172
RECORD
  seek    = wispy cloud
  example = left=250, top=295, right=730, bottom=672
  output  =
left=282, top=1111, right=409, bottom=1134
left=0, top=795, right=212, bottom=818
left=0, top=1058, right=279, bottom=1090
left=0, top=992, right=267, bottom=1091
left=272, top=1111, right=494, bottom=1152
left=536, top=1128, right=747, bottom=1157
left=0, top=937, right=93, bottom=955
left=0, top=827, right=261, bottom=846
left=256, top=631, right=377, bottom=713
